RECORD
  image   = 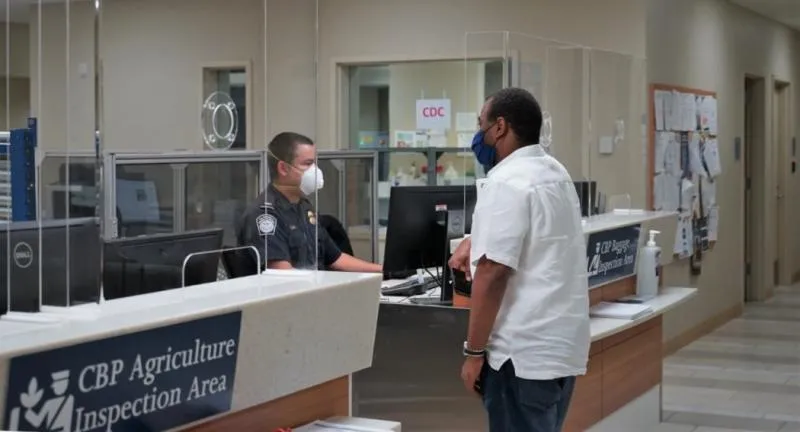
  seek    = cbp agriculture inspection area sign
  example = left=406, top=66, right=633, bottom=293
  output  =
left=3, top=311, right=242, bottom=432
left=586, top=224, right=641, bottom=288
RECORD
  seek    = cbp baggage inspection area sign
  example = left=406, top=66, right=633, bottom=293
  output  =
left=586, top=224, right=641, bottom=288
left=3, top=311, right=242, bottom=432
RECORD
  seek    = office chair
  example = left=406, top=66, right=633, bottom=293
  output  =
left=319, top=214, right=354, bottom=256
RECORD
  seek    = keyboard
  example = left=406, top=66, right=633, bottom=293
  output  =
left=381, top=275, right=438, bottom=297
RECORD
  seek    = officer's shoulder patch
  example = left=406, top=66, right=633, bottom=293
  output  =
left=256, top=213, right=277, bottom=236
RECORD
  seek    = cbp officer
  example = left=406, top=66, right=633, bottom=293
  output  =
left=236, top=132, right=382, bottom=272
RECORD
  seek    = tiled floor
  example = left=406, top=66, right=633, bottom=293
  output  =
left=657, top=284, right=800, bottom=432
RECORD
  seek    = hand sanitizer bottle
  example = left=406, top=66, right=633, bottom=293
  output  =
left=636, top=230, right=661, bottom=300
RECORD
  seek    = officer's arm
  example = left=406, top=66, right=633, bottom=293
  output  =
left=267, top=260, right=293, bottom=270
left=330, top=253, right=382, bottom=273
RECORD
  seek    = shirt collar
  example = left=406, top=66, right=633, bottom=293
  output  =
left=488, top=144, right=545, bottom=176
left=262, top=183, right=309, bottom=210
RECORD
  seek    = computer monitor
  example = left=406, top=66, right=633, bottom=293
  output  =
left=574, top=180, right=597, bottom=217
left=0, top=217, right=101, bottom=316
left=102, top=228, right=224, bottom=300
left=382, top=186, right=477, bottom=302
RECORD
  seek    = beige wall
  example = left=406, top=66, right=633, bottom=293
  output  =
left=0, top=23, right=29, bottom=79
left=647, top=0, right=800, bottom=341
left=21, top=0, right=800, bottom=346
left=317, top=0, right=647, bottom=149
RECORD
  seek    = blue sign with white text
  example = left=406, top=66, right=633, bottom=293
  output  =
left=586, top=224, right=641, bottom=288
left=3, top=311, right=242, bottom=432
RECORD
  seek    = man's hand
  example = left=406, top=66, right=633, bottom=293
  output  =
left=461, top=356, right=484, bottom=395
left=448, top=237, right=472, bottom=281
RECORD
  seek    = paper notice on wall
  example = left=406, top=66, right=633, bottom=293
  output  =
left=674, top=212, right=693, bottom=258
left=689, top=133, right=705, bottom=176
left=701, top=176, right=716, bottom=210
left=680, top=93, right=698, bottom=131
left=654, top=173, right=681, bottom=212
left=455, top=112, right=477, bottom=132
left=707, top=206, right=719, bottom=242
left=703, top=138, right=722, bottom=178
left=654, top=91, right=667, bottom=131
left=698, top=95, right=718, bottom=134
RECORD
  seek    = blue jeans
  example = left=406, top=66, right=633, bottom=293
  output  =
left=481, top=360, right=576, bottom=432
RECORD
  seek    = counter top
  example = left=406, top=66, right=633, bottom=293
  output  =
left=0, top=270, right=381, bottom=359
left=589, top=286, right=695, bottom=341
left=381, top=286, right=696, bottom=342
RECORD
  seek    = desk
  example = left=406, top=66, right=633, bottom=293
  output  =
left=353, top=210, right=695, bottom=432
left=0, top=271, right=381, bottom=431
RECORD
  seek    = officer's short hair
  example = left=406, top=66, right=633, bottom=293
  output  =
left=486, top=87, right=542, bottom=146
left=268, top=132, right=314, bottom=179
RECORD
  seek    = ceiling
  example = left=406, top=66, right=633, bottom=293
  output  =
left=729, top=0, right=800, bottom=30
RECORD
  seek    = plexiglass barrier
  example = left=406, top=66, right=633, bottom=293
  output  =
left=314, top=151, right=378, bottom=263
left=103, top=151, right=264, bottom=243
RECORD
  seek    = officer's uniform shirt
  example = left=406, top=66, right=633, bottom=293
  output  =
left=469, top=144, right=590, bottom=380
left=237, top=184, right=342, bottom=270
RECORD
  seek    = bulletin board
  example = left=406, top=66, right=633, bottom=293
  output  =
left=647, top=84, right=721, bottom=264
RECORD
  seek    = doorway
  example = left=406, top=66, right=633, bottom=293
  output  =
left=773, top=80, right=791, bottom=287
left=744, top=76, right=769, bottom=302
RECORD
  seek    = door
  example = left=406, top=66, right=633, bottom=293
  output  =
left=773, top=80, right=790, bottom=286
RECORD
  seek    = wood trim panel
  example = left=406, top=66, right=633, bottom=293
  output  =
left=601, top=324, right=662, bottom=417
left=563, top=318, right=663, bottom=430
left=599, top=277, right=636, bottom=304
left=601, top=315, right=662, bottom=350
left=563, top=354, right=603, bottom=432
left=186, top=377, right=350, bottom=432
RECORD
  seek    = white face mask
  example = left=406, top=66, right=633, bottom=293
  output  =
left=300, top=164, right=324, bottom=196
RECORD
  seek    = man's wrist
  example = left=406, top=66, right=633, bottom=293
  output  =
left=463, top=341, right=486, bottom=357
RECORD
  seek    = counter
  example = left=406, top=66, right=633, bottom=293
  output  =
left=0, top=271, right=382, bottom=431
left=353, top=210, right=695, bottom=432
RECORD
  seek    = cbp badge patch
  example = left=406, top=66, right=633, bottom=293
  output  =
left=256, top=214, right=277, bottom=235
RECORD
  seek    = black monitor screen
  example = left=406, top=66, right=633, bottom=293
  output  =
left=382, top=186, right=476, bottom=280
left=0, top=217, right=101, bottom=315
left=102, top=228, right=224, bottom=300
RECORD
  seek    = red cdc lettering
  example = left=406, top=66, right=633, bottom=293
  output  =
left=422, top=106, right=446, bottom=118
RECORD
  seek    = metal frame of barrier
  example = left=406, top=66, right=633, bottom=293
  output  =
left=181, top=245, right=261, bottom=287
left=318, top=150, right=380, bottom=261
left=102, top=150, right=266, bottom=239
left=0, top=118, right=38, bottom=221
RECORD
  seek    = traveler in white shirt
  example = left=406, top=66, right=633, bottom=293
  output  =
left=449, top=87, right=590, bottom=432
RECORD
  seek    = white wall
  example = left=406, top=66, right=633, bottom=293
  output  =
left=647, top=0, right=800, bottom=340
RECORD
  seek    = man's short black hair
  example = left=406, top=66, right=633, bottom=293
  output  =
left=268, top=132, right=314, bottom=179
left=486, top=87, right=542, bottom=146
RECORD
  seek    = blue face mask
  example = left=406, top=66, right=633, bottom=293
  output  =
left=471, top=129, right=496, bottom=171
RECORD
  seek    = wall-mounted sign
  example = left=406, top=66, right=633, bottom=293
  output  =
left=586, top=224, right=641, bottom=288
left=416, top=98, right=451, bottom=130
left=3, top=312, right=242, bottom=432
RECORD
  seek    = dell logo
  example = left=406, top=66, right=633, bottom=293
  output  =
left=13, top=242, right=33, bottom=269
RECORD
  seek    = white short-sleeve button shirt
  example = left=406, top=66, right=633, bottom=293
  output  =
left=470, top=144, right=590, bottom=380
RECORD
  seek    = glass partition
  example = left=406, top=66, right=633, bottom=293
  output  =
left=587, top=50, right=648, bottom=211
left=39, top=152, right=97, bottom=220
left=315, top=151, right=377, bottom=262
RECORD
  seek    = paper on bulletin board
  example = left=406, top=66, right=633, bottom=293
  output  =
left=689, top=133, right=705, bottom=176
left=701, top=176, right=716, bottom=210
left=680, top=178, right=696, bottom=212
left=703, top=138, right=722, bottom=178
left=673, top=212, right=693, bottom=258
left=457, top=132, right=473, bottom=148
left=456, top=112, right=477, bottom=132
left=680, top=93, right=698, bottom=131
left=697, top=95, right=718, bottom=134
left=654, top=90, right=667, bottom=131
left=707, top=206, right=719, bottom=242
left=654, top=173, right=681, bottom=212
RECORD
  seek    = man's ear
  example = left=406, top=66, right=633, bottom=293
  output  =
left=495, top=117, right=510, bottom=139
left=277, top=160, right=291, bottom=177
